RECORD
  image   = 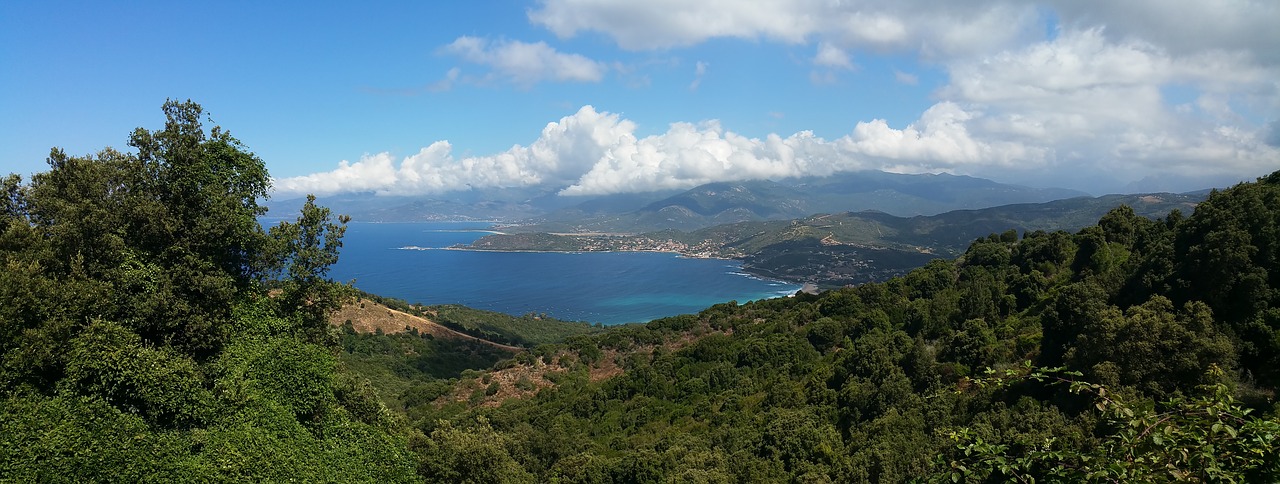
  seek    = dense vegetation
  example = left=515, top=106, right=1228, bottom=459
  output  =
left=338, top=323, right=512, bottom=413
left=0, top=102, right=419, bottom=481
left=3, top=101, right=1277, bottom=482
left=400, top=173, right=1280, bottom=482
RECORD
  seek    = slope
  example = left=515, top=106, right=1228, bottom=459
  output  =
left=396, top=172, right=1280, bottom=483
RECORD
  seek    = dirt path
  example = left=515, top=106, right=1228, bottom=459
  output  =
left=331, top=299, right=523, bottom=352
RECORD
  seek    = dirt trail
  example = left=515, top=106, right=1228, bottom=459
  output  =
left=331, top=299, right=522, bottom=352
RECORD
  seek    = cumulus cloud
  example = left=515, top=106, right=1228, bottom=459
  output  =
left=275, top=104, right=1041, bottom=198
left=440, top=36, right=607, bottom=86
left=937, top=27, right=1280, bottom=180
left=843, top=103, right=1046, bottom=169
left=275, top=106, right=632, bottom=197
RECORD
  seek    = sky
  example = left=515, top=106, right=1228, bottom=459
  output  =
left=2, top=1, right=1277, bottom=198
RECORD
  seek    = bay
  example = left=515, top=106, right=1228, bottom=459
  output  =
left=327, top=222, right=802, bottom=325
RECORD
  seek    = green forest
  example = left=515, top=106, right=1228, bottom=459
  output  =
left=2, top=103, right=1278, bottom=482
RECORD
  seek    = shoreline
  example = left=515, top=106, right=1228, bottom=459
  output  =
left=443, top=245, right=809, bottom=286
left=441, top=245, right=728, bottom=260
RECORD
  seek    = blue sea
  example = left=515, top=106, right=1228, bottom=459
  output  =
left=327, top=222, right=801, bottom=325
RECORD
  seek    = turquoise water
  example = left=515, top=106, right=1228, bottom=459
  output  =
left=328, top=222, right=801, bottom=325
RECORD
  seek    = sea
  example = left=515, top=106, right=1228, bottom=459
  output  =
left=325, top=221, right=802, bottom=326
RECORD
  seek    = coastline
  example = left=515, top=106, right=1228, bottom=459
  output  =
left=441, top=245, right=730, bottom=260
left=443, top=244, right=810, bottom=287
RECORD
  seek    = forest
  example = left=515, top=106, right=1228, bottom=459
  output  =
left=1, top=103, right=1277, bottom=482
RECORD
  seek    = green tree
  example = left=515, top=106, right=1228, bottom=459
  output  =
left=0, top=101, right=417, bottom=481
left=935, top=366, right=1280, bottom=483
left=1067, top=297, right=1236, bottom=398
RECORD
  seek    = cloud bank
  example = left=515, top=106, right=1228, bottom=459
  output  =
left=274, top=103, right=1047, bottom=198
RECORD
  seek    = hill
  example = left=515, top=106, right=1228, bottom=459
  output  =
left=5, top=101, right=1275, bottom=482
left=466, top=192, right=1204, bottom=286
left=331, top=296, right=522, bottom=351
left=393, top=172, right=1280, bottom=482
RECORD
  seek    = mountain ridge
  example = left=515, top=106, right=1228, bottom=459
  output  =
left=266, top=171, right=1090, bottom=231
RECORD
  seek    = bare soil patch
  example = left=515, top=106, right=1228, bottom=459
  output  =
left=331, top=298, right=521, bottom=352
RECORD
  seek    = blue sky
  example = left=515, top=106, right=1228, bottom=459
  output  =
left=3, top=1, right=1277, bottom=197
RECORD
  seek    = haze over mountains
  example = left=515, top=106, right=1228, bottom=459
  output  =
left=266, top=170, right=1091, bottom=231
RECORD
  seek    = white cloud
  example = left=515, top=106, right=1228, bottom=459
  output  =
left=528, top=0, right=1040, bottom=56
left=1046, top=0, right=1280, bottom=65
left=842, top=102, right=1046, bottom=169
left=274, top=153, right=400, bottom=196
left=528, top=0, right=816, bottom=50
left=936, top=27, right=1280, bottom=181
left=276, top=104, right=1042, bottom=198
left=561, top=123, right=849, bottom=195
left=275, top=106, right=633, bottom=197
left=814, top=42, right=853, bottom=69
left=440, top=36, right=606, bottom=86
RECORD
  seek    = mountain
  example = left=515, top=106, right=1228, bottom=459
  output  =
left=788, top=170, right=1088, bottom=216
left=506, top=171, right=1090, bottom=233
left=729, top=192, right=1201, bottom=285
left=264, top=185, right=584, bottom=222
left=268, top=171, right=1088, bottom=229
left=466, top=192, right=1204, bottom=286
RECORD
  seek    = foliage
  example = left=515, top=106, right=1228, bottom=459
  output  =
left=0, top=101, right=416, bottom=481
left=936, top=365, right=1280, bottom=483
left=5, top=100, right=1279, bottom=482
left=385, top=171, right=1280, bottom=482
left=424, top=302, right=602, bottom=347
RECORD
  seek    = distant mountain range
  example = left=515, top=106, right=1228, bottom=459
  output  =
left=465, top=192, right=1205, bottom=286
left=264, top=171, right=1087, bottom=229
left=524, top=172, right=1087, bottom=232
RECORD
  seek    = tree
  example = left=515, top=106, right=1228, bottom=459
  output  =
left=0, top=101, right=417, bottom=481
left=1066, top=297, right=1236, bottom=398
left=266, top=194, right=352, bottom=335
left=935, top=366, right=1280, bottom=483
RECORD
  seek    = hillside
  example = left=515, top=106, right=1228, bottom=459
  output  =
left=331, top=297, right=523, bottom=351
left=4, top=102, right=1275, bottom=483
left=391, top=172, right=1280, bottom=482
left=466, top=192, right=1204, bottom=286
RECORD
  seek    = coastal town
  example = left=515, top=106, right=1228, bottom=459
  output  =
left=461, top=232, right=735, bottom=259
